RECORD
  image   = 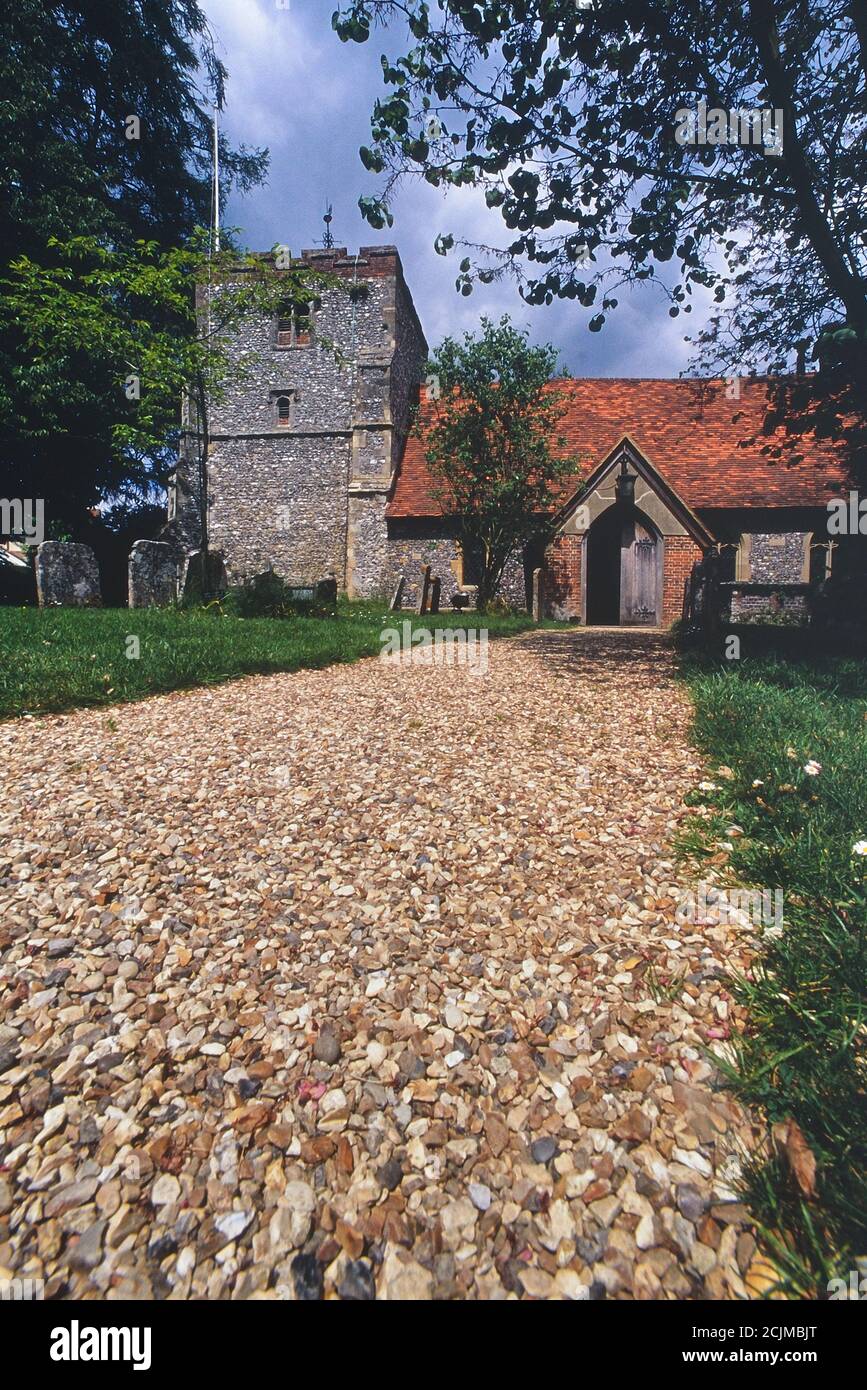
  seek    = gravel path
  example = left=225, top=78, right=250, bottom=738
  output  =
left=0, top=627, right=760, bottom=1300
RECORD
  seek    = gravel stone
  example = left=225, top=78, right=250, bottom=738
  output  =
left=313, top=1029, right=341, bottom=1065
left=338, top=1259, right=376, bottom=1300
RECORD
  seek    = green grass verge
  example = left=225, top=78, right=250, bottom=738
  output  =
left=678, top=642, right=867, bottom=1295
left=0, top=601, right=550, bottom=722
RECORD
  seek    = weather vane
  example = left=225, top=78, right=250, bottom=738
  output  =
left=321, top=203, right=335, bottom=250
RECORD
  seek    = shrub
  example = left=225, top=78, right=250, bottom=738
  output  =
left=222, top=572, right=335, bottom=619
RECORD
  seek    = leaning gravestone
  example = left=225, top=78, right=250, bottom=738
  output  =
left=389, top=576, right=405, bottom=612
left=35, top=541, right=101, bottom=607
left=128, top=540, right=177, bottom=608
left=180, top=549, right=228, bottom=603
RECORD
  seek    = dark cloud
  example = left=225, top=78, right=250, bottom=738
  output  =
left=207, top=0, right=711, bottom=376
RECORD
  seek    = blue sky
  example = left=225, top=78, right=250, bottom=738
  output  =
left=205, top=0, right=710, bottom=376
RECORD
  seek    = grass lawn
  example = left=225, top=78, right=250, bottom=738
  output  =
left=0, top=601, right=549, bottom=722
left=679, top=642, right=867, bottom=1296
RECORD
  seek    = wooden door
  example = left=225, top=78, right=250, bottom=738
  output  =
left=620, top=519, right=659, bottom=624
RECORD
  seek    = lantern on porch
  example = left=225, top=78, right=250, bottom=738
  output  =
left=615, top=458, right=635, bottom=506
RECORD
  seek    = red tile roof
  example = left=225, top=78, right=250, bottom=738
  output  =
left=387, top=377, right=851, bottom=517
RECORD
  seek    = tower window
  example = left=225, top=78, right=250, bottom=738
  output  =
left=276, top=301, right=312, bottom=347
left=275, top=394, right=294, bottom=427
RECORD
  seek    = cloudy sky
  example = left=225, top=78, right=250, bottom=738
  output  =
left=204, top=0, right=710, bottom=376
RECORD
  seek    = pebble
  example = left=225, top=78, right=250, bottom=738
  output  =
left=376, top=1158, right=403, bottom=1192
left=70, top=1221, right=106, bottom=1270
left=313, top=1029, right=341, bottom=1065
left=151, top=1175, right=181, bottom=1208
left=338, top=1259, right=376, bottom=1300
left=379, top=1247, right=434, bottom=1301
left=215, top=1211, right=253, bottom=1244
left=530, top=1137, right=558, bottom=1165
left=290, top=1252, right=323, bottom=1301
left=468, top=1183, right=492, bottom=1212
left=676, top=1184, right=708, bottom=1223
left=271, top=1185, right=316, bottom=1252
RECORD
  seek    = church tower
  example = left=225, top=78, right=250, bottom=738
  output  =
left=166, top=244, right=427, bottom=596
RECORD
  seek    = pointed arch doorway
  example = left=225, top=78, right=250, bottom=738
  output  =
left=585, top=503, right=663, bottom=625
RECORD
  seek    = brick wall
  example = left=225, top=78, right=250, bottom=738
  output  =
left=546, top=534, right=583, bottom=619
left=663, top=537, right=704, bottom=626
left=726, top=585, right=810, bottom=623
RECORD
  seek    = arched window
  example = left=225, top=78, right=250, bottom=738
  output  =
left=276, top=395, right=293, bottom=428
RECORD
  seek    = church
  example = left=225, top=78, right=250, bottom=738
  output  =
left=166, top=244, right=851, bottom=625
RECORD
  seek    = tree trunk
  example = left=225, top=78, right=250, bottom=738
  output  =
left=748, top=0, right=867, bottom=332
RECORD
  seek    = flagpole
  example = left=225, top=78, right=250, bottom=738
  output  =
left=213, top=103, right=220, bottom=253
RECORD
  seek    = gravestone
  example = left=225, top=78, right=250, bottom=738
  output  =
left=128, top=540, right=177, bottom=608
left=429, top=576, right=441, bottom=614
left=314, top=576, right=338, bottom=607
left=389, top=576, right=405, bottom=612
left=417, top=564, right=432, bottom=616
left=180, top=549, right=228, bottom=603
left=35, top=542, right=101, bottom=607
left=532, top=568, right=543, bottom=622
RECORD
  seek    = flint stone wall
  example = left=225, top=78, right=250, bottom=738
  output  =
left=383, top=521, right=529, bottom=610
left=35, top=542, right=101, bottom=607
left=745, top=532, right=807, bottom=583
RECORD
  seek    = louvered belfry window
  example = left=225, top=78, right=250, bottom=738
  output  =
left=276, top=302, right=311, bottom=346
left=293, top=303, right=311, bottom=345
left=276, top=395, right=293, bottom=427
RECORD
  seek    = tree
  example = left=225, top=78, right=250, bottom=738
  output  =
left=333, top=2, right=866, bottom=385
left=2, top=233, right=331, bottom=547
left=0, top=1, right=266, bottom=262
left=422, top=316, right=579, bottom=608
left=0, top=2, right=268, bottom=529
